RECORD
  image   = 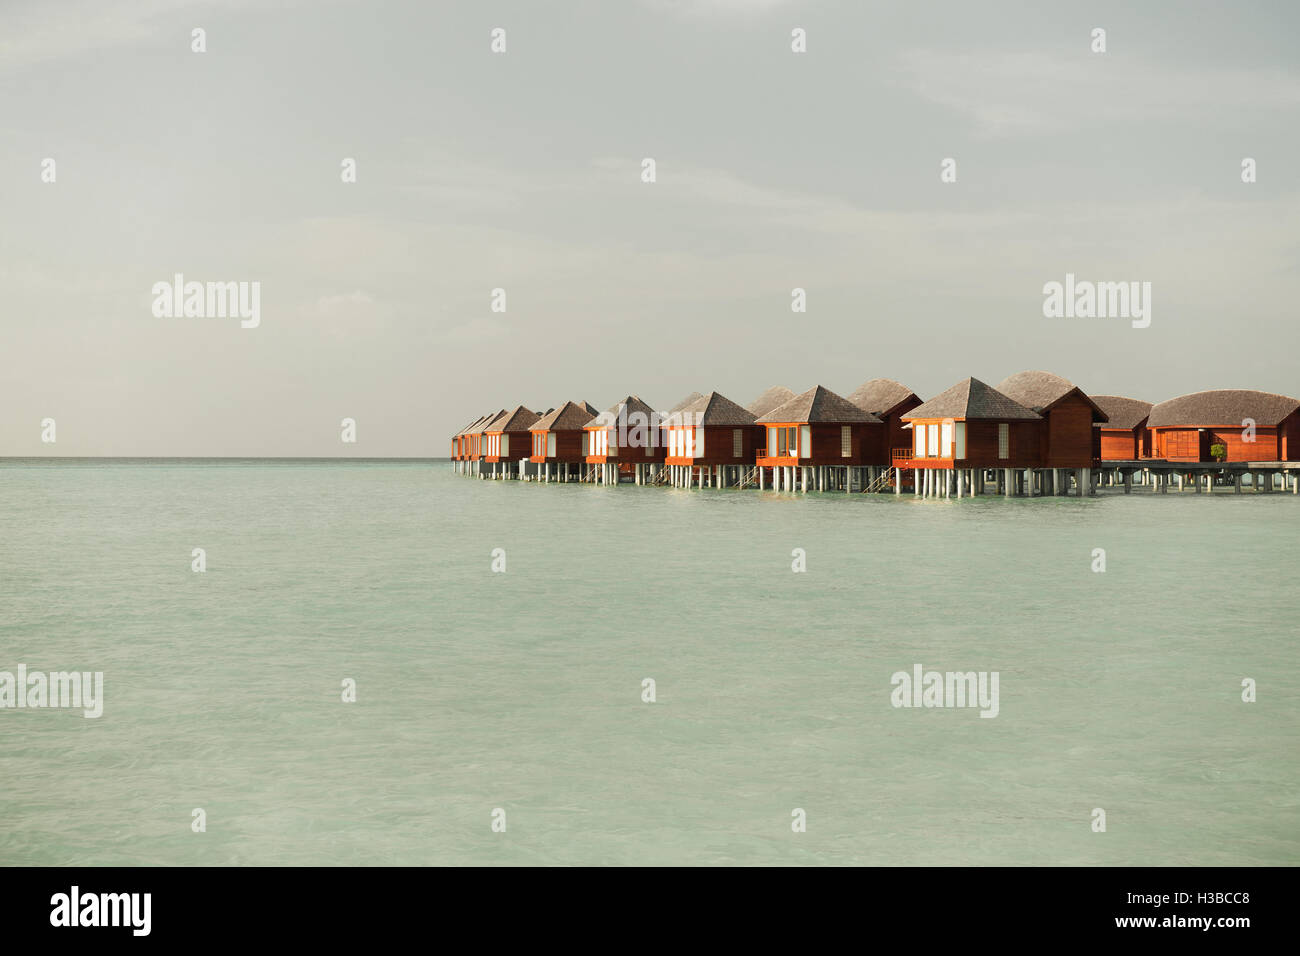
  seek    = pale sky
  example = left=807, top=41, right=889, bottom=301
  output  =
left=2, top=0, right=1298, bottom=455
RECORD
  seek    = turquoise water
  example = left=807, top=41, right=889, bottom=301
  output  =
left=0, top=460, right=1296, bottom=866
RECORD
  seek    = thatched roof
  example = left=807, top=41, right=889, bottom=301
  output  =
left=1147, top=389, right=1300, bottom=428
left=532, top=400, right=599, bottom=432
left=996, top=370, right=1107, bottom=422
left=902, top=378, right=1040, bottom=422
left=487, top=405, right=540, bottom=434
left=1091, top=395, right=1152, bottom=431
left=456, top=412, right=492, bottom=437
left=675, top=391, right=757, bottom=427
left=847, top=378, right=920, bottom=416
left=757, top=385, right=881, bottom=424
left=585, top=395, right=657, bottom=429
left=468, top=409, right=508, bottom=435
left=746, top=385, right=796, bottom=418
left=666, top=391, right=704, bottom=414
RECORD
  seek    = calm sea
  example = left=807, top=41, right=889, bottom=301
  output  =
left=0, top=459, right=1296, bottom=866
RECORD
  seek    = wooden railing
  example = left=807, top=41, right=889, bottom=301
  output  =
left=892, top=447, right=913, bottom=463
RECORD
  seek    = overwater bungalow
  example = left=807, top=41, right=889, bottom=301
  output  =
left=847, top=378, right=925, bottom=486
left=583, top=395, right=664, bottom=486
left=529, top=401, right=600, bottom=482
left=460, top=409, right=506, bottom=476
left=899, top=378, right=1053, bottom=497
left=755, top=385, right=885, bottom=492
left=452, top=412, right=493, bottom=472
left=662, top=391, right=763, bottom=488
left=995, top=371, right=1109, bottom=468
left=483, top=405, right=540, bottom=480
left=746, top=385, right=796, bottom=419
left=1092, top=396, right=1153, bottom=461
left=450, top=378, right=1300, bottom=499
left=1146, top=389, right=1300, bottom=463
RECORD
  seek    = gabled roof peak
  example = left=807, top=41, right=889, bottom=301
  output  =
left=757, top=385, right=880, bottom=424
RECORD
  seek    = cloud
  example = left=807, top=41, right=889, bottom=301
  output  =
left=311, top=291, right=375, bottom=316
left=894, top=49, right=1300, bottom=137
left=637, top=0, right=798, bottom=19
left=443, top=316, right=507, bottom=343
left=0, top=0, right=288, bottom=71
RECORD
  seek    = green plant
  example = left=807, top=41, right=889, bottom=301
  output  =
left=1210, top=443, right=1227, bottom=461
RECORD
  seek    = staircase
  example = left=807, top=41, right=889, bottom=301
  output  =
left=863, top=469, right=894, bottom=493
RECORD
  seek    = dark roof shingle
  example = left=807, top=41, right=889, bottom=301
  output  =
left=902, top=378, right=1040, bottom=421
left=487, top=405, right=540, bottom=433
left=586, top=395, right=657, bottom=429
left=532, top=401, right=600, bottom=431
left=757, top=385, right=881, bottom=424
left=746, top=385, right=796, bottom=417
left=996, top=370, right=1107, bottom=421
left=1147, top=389, right=1300, bottom=428
left=1091, top=395, right=1153, bottom=430
left=847, top=379, right=919, bottom=416
left=666, top=391, right=704, bottom=414
left=675, top=391, right=757, bottom=426
left=468, top=409, right=508, bottom=435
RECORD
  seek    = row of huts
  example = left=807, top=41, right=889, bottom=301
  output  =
left=450, top=372, right=1300, bottom=495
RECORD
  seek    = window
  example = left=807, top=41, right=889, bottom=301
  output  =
left=799, top=426, right=811, bottom=458
left=767, top=427, right=778, bottom=456
left=998, top=423, right=1009, bottom=459
left=694, top=427, right=704, bottom=457
left=841, top=426, right=851, bottom=457
left=733, top=429, right=743, bottom=457
left=953, top=423, right=964, bottom=460
left=500, top=434, right=509, bottom=457
left=928, top=424, right=939, bottom=458
left=547, top=433, right=556, bottom=457
left=582, top=432, right=589, bottom=456
left=777, top=428, right=787, bottom=456
left=916, top=425, right=927, bottom=458
left=940, top=421, right=952, bottom=458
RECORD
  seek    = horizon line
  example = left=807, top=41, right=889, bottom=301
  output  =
left=0, top=456, right=450, bottom=461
